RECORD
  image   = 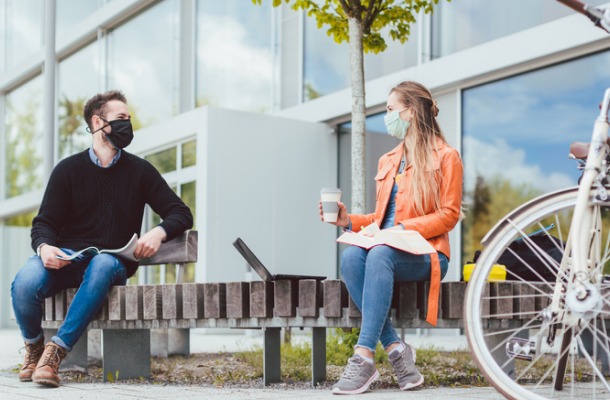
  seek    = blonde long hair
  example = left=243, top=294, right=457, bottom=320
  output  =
left=391, top=81, right=447, bottom=216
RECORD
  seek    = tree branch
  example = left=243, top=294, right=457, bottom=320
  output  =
left=340, top=0, right=362, bottom=20
left=362, top=0, right=384, bottom=33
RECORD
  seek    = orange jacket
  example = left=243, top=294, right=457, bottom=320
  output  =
left=349, top=139, right=463, bottom=259
left=348, top=138, right=463, bottom=326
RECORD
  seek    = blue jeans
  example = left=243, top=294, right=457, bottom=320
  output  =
left=341, top=245, right=448, bottom=353
left=11, top=252, right=127, bottom=351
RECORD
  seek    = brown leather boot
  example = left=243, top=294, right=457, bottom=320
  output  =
left=18, top=337, right=45, bottom=382
left=32, top=342, right=67, bottom=388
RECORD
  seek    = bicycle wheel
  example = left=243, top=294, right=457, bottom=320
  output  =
left=465, top=186, right=610, bottom=400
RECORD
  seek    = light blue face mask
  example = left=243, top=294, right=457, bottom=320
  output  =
left=384, top=108, right=410, bottom=140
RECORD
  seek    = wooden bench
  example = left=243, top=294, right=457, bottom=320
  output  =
left=42, top=243, right=537, bottom=386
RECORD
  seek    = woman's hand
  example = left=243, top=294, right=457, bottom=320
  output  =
left=318, top=201, right=351, bottom=228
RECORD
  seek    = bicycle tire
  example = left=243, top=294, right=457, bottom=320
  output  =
left=465, top=186, right=610, bottom=400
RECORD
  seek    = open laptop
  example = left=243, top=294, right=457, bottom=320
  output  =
left=233, top=237, right=326, bottom=281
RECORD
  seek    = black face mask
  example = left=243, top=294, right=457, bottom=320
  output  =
left=92, top=117, right=134, bottom=149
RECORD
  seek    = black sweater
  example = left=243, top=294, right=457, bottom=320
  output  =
left=31, top=150, right=193, bottom=277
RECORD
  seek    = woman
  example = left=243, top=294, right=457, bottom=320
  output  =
left=320, top=81, right=463, bottom=395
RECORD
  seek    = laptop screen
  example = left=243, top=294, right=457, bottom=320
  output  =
left=232, top=238, right=273, bottom=281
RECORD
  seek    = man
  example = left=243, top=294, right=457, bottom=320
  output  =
left=10, top=90, right=193, bottom=388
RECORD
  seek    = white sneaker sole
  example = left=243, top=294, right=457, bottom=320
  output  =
left=399, top=373, right=424, bottom=391
left=332, top=370, right=380, bottom=395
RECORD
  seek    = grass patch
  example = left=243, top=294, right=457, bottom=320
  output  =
left=235, top=329, right=487, bottom=387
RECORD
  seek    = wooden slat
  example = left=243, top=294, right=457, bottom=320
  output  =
left=162, top=284, right=183, bottom=319
left=534, top=283, right=553, bottom=313
left=108, top=286, right=125, bottom=321
left=348, top=296, right=361, bottom=318
left=143, top=285, right=162, bottom=320
left=481, top=283, right=491, bottom=317
left=182, top=283, right=204, bottom=319
left=227, top=282, right=250, bottom=319
left=395, top=282, right=418, bottom=319
left=203, top=283, right=226, bottom=319
left=274, top=280, right=298, bottom=317
left=54, top=290, right=66, bottom=321
left=65, top=288, right=77, bottom=311
left=417, top=282, right=442, bottom=321
left=139, top=230, right=198, bottom=265
left=513, top=283, right=535, bottom=319
left=323, top=280, right=347, bottom=318
left=94, top=294, right=108, bottom=321
left=298, top=280, right=322, bottom=318
left=250, top=281, right=274, bottom=318
left=490, top=282, right=513, bottom=319
left=44, top=297, right=54, bottom=321
left=441, top=282, right=466, bottom=320
left=125, top=286, right=143, bottom=320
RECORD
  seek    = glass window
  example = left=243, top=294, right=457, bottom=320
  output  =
left=56, top=0, right=102, bottom=37
left=58, top=42, right=99, bottom=160
left=4, top=77, right=44, bottom=199
left=107, top=0, right=178, bottom=127
left=304, top=16, right=420, bottom=101
left=303, top=16, right=349, bottom=100
left=432, top=0, right=608, bottom=59
left=145, top=147, right=177, bottom=174
left=4, top=0, right=43, bottom=72
left=461, top=50, right=610, bottom=266
left=338, top=114, right=400, bottom=218
left=196, top=0, right=273, bottom=112
left=182, top=140, right=196, bottom=168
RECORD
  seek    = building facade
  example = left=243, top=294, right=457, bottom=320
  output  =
left=1, top=0, right=610, bottom=328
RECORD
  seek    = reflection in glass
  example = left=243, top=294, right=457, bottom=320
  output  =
left=461, top=50, right=610, bottom=266
left=58, top=42, right=98, bottom=160
left=431, top=0, right=608, bottom=58
left=4, top=77, right=44, bottom=199
left=196, top=0, right=273, bottom=112
left=179, top=181, right=196, bottom=283
left=338, top=113, right=400, bottom=218
left=145, top=147, right=177, bottom=174
left=304, top=17, right=420, bottom=101
left=107, top=0, right=177, bottom=127
left=56, top=0, right=101, bottom=38
left=182, top=140, right=196, bottom=168
left=4, top=0, right=43, bottom=72
left=5, top=211, right=37, bottom=227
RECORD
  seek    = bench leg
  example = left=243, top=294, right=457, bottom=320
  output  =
left=151, top=328, right=169, bottom=357
left=43, top=328, right=88, bottom=372
left=102, top=329, right=150, bottom=381
left=311, top=327, right=326, bottom=386
left=263, top=327, right=281, bottom=385
left=169, top=328, right=190, bottom=356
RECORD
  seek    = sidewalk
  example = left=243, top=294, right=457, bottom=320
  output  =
left=0, top=329, right=505, bottom=400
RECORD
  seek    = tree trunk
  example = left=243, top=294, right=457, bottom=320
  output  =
left=348, top=17, right=366, bottom=214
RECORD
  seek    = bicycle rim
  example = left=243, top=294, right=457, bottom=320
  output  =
left=465, top=186, right=610, bottom=400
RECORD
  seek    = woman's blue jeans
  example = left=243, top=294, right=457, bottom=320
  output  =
left=341, top=245, right=448, bottom=353
left=11, top=252, right=127, bottom=351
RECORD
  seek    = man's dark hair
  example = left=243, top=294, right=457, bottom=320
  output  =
left=83, top=90, right=127, bottom=130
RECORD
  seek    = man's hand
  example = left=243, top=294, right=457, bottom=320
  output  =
left=39, top=245, right=71, bottom=270
left=134, top=226, right=167, bottom=259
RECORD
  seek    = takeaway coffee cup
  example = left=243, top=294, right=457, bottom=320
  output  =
left=320, top=188, right=342, bottom=223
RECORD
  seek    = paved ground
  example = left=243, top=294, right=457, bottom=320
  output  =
left=0, top=328, right=506, bottom=400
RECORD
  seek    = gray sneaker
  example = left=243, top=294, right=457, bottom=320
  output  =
left=332, top=354, right=380, bottom=395
left=388, top=342, right=424, bottom=390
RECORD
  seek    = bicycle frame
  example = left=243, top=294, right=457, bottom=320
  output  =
left=568, top=89, right=610, bottom=299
